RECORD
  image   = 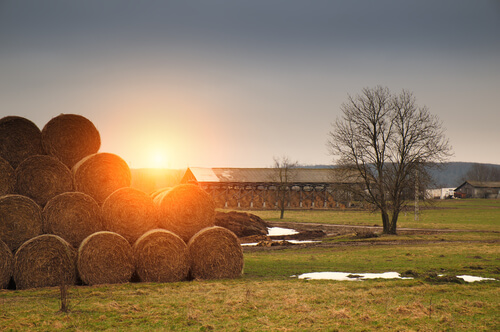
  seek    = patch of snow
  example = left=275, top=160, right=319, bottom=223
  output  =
left=288, top=240, right=321, bottom=244
left=456, top=275, right=497, bottom=282
left=297, top=272, right=412, bottom=281
left=241, top=242, right=259, bottom=246
left=267, top=227, right=299, bottom=236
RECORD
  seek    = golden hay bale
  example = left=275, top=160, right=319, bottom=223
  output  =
left=187, top=226, right=244, bottom=280
left=0, top=195, right=43, bottom=252
left=0, top=116, right=44, bottom=169
left=102, top=187, right=158, bottom=244
left=73, top=153, right=131, bottom=204
left=150, top=187, right=171, bottom=200
left=15, top=155, right=74, bottom=206
left=0, top=156, right=15, bottom=196
left=155, top=184, right=216, bottom=243
left=42, top=114, right=101, bottom=169
left=0, top=240, right=13, bottom=289
left=133, top=229, right=190, bottom=283
left=77, top=231, right=134, bottom=285
left=43, top=192, right=104, bottom=248
left=13, top=234, right=77, bottom=290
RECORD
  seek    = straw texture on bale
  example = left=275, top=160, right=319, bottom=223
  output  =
left=150, top=187, right=171, bottom=200
left=188, top=226, right=244, bottom=280
left=155, top=184, right=216, bottom=243
left=13, top=234, right=77, bottom=290
left=77, top=231, right=134, bottom=285
left=42, top=114, right=101, bottom=169
left=0, top=156, right=15, bottom=196
left=15, top=155, right=74, bottom=206
left=0, top=195, right=42, bottom=252
left=0, top=116, right=44, bottom=168
left=43, top=192, right=103, bottom=248
left=102, top=187, right=158, bottom=244
left=0, top=240, right=13, bottom=289
left=133, top=229, right=189, bottom=283
left=73, top=153, right=131, bottom=204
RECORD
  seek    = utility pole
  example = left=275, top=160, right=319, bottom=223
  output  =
left=414, top=169, right=419, bottom=221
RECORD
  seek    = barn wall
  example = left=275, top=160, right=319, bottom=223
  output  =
left=198, top=183, right=357, bottom=210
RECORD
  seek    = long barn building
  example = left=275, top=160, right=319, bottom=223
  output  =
left=181, top=167, right=361, bottom=209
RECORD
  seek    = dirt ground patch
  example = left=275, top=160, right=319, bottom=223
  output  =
left=241, top=221, right=498, bottom=252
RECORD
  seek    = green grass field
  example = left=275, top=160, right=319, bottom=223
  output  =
left=1, top=199, right=499, bottom=331
left=242, top=198, right=500, bottom=231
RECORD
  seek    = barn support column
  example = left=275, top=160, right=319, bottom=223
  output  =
left=224, top=185, right=228, bottom=208
left=237, top=186, right=241, bottom=208
left=299, top=185, right=303, bottom=208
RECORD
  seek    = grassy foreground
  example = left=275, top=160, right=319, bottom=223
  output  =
left=1, top=199, right=499, bottom=331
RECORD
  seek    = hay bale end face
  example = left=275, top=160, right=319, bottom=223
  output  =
left=43, top=192, right=104, bottom=248
left=42, top=114, right=101, bottom=169
left=13, top=234, right=77, bottom=290
left=188, top=226, right=244, bottom=280
left=73, top=153, right=131, bottom=204
left=77, top=231, right=134, bottom=286
left=0, top=156, right=15, bottom=196
left=0, top=116, right=44, bottom=169
left=0, top=240, right=13, bottom=289
left=102, top=187, right=158, bottom=244
left=0, top=195, right=43, bottom=252
left=15, top=155, right=74, bottom=206
left=133, top=229, right=190, bottom=283
left=156, top=184, right=216, bottom=243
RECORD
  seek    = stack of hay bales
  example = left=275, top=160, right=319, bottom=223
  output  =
left=0, top=113, right=244, bottom=289
left=0, top=240, right=13, bottom=289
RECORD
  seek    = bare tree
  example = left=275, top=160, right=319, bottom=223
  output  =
left=462, top=163, right=500, bottom=182
left=272, top=156, right=298, bottom=219
left=327, top=86, right=452, bottom=234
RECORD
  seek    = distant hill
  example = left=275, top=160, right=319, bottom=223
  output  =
left=302, top=162, right=500, bottom=188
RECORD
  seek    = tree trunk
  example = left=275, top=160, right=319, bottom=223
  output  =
left=388, top=211, right=398, bottom=235
left=381, top=209, right=391, bottom=234
left=280, top=208, right=284, bottom=219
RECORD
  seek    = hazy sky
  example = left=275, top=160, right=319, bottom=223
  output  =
left=1, top=1, right=499, bottom=168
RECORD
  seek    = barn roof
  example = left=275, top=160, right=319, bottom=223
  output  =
left=455, top=180, right=500, bottom=190
left=182, top=167, right=357, bottom=184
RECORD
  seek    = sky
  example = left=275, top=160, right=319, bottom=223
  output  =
left=1, top=0, right=499, bottom=169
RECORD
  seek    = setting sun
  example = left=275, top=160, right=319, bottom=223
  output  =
left=151, top=151, right=169, bottom=169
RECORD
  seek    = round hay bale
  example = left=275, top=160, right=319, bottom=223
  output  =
left=77, top=231, right=134, bottom=285
left=15, top=155, right=74, bottom=206
left=0, top=156, right=15, bottom=196
left=0, top=240, right=14, bottom=289
left=13, top=234, right=77, bottom=290
left=133, top=229, right=189, bottom=283
left=43, top=192, right=103, bottom=248
left=102, top=187, right=158, bottom=244
left=156, top=184, right=216, bottom=243
left=73, top=153, right=131, bottom=204
left=0, top=194, right=43, bottom=252
left=150, top=187, right=171, bottom=200
left=0, top=116, right=44, bottom=169
left=42, top=114, right=101, bottom=169
left=188, top=226, right=244, bottom=280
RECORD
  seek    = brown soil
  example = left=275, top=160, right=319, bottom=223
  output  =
left=241, top=221, right=499, bottom=252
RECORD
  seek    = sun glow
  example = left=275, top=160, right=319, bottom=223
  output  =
left=149, top=150, right=170, bottom=169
